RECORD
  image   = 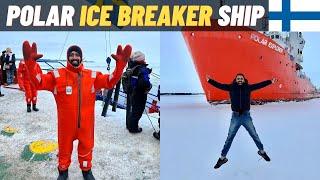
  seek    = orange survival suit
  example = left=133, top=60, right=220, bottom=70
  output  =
left=22, top=41, right=131, bottom=171
left=18, top=60, right=41, bottom=105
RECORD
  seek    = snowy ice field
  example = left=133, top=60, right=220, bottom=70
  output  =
left=161, top=95, right=320, bottom=180
left=0, top=87, right=159, bottom=180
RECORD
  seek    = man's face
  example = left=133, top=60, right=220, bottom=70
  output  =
left=236, top=75, right=245, bottom=85
left=68, top=51, right=81, bottom=67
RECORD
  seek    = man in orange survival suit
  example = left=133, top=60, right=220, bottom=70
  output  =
left=22, top=41, right=131, bottom=180
left=18, top=60, right=41, bottom=112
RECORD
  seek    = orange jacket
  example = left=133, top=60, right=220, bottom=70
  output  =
left=36, top=62, right=125, bottom=128
left=18, top=60, right=42, bottom=91
left=18, top=60, right=41, bottom=104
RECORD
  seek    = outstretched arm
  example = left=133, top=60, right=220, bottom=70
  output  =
left=206, top=75, right=230, bottom=91
left=94, top=65, right=125, bottom=89
left=249, top=79, right=274, bottom=91
left=95, top=45, right=131, bottom=89
left=22, top=41, right=55, bottom=91
left=32, top=64, right=56, bottom=91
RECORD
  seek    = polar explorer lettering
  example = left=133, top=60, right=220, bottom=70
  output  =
left=22, top=41, right=132, bottom=180
left=206, top=73, right=276, bottom=169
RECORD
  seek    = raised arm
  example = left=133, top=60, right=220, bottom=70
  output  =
left=22, top=41, right=55, bottom=91
left=95, top=45, right=132, bottom=89
left=207, top=76, right=231, bottom=91
left=249, top=80, right=272, bottom=91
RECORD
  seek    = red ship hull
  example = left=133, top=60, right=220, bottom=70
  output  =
left=182, top=31, right=317, bottom=101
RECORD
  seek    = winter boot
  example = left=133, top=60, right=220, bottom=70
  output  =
left=0, top=93, right=4, bottom=97
left=27, top=104, right=32, bottom=113
left=57, top=169, right=68, bottom=180
left=82, top=169, right=95, bottom=180
left=129, top=127, right=142, bottom=134
left=32, top=104, right=39, bottom=111
left=258, top=150, right=271, bottom=161
left=153, top=131, right=160, bottom=140
left=214, top=157, right=228, bottom=169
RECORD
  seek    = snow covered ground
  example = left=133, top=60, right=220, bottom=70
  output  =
left=161, top=95, right=320, bottom=180
left=0, top=87, right=159, bottom=180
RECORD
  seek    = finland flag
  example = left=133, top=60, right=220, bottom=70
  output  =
left=269, top=0, right=320, bottom=31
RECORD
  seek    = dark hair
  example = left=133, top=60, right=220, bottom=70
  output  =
left=233, top=73, right=248, bottom=84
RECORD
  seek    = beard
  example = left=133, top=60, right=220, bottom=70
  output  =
left=70, top=59, right=81, bottom=67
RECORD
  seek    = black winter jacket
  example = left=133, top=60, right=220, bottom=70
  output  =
left=2, top=53, right=16, bottom=71
left=208, top=78, right=272, bottom=112
left=129, top=61, right=152, bottom=96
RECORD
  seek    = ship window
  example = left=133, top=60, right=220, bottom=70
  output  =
left=275, top=35, right=280, bottom=39
left=271, top=35, right=274, bottom=39
left=299, top=32, right=302, bottom=37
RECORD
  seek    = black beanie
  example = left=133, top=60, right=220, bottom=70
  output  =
left=67, top=45, right=82, bottom=59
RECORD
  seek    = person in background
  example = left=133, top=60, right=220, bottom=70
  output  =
left=207, top=73, right=277, bottom=169
left=0, top=58, right=3, bottom=97
left=18, top=60, right=41, bottom=112
left=0, top=50, right=7, bottom=85
left=4, top=48, right=16, bottom=85
left=153, top=85, right=160, bottom=140
left=126, top=51, right=152, bottom=133
left=0, top=86, right=3, bottom=97
left=0, top=51, right=3, bottom=97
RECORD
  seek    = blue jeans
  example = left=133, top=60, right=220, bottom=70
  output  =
left=6, top=69, right=14, bottom=85
left=221, top=111, right=264, bottom=157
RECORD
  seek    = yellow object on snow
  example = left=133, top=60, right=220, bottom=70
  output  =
left=1, top=126, right=18, bottom=137
left=29, top=140, right=58, bottom=154
left=3, top=126, right=18, bottom=133
left=21, top=140, right=58, bottom=161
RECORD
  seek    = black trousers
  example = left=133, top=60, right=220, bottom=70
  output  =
left=1, top=69, right=6, bottom=84
left=126, top=92, right=147, bottom=130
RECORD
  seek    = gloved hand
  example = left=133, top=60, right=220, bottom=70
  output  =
left=23, top=41, right=43, bottom=73
left=22, top=41, right=43, bottom=86
left=111, top=45, right=132, bottom=71
left=105, top=44, right=132, bottom=88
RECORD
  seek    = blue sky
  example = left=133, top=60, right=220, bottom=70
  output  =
left=161, top=32, right=320, bottom=93
left=301, top=33, right=320, bottom=88
left=161, top=32, right=202, bottom=93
